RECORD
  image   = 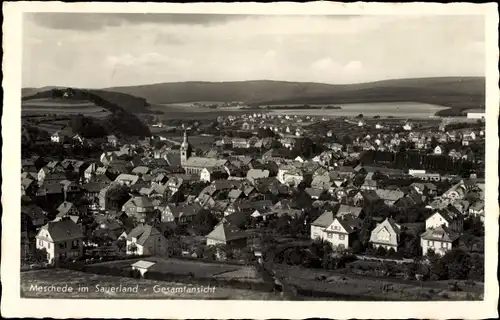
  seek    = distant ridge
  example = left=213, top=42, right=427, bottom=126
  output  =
left=101, top=77, right=484, bottom=115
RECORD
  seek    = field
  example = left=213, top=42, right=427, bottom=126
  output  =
left=274, top=264, right=484, bottom=301
left=22, top=98, right=111, bottom=118
left=21, top=268, right=279, bottom=300
left=92, top=257, right=256, bottom=279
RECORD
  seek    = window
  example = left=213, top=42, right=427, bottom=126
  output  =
left=327, top=233, right=332, bottom=239
left=427, top=240, right=431, bottom=246
left=339, top=234, right=345, bottom=240
left=48, top=243, right=51, bottom=249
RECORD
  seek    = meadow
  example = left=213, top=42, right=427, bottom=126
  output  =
left=22, top=98, right=111, bottom=118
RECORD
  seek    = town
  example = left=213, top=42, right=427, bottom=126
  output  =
left=21, top=103, right=486, bottom=300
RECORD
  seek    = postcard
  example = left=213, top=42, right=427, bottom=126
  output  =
left=2, top=1, right=499, bottom=319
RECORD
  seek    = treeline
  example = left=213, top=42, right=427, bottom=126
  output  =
left=360, top=150, right=480, bottom=175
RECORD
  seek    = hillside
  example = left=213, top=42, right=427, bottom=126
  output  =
left=22, top=88, right=151, bottom=137
left=106, top=77, right=485, bottom=115
left=22, top=87, right=152, bottom=114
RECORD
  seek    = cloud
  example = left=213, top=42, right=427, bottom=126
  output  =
left=105, top=52, right=190, bottom=69
left=26, top=13, right=252, bottom=31
left=154, top=33, right=185, bottom=45
left=344, top=60, right=362, bottom=72
left=311, top=57, right=338, bottom=71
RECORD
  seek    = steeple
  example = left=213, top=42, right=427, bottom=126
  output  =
left=180, top=130, right=191, bottom=166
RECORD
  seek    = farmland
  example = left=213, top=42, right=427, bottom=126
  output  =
left=21, top=268, right=279, bottom=299
left=22, top=98, right=111, bottom=118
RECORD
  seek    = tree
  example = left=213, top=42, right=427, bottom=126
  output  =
left=356, top=114, right=364, bottom=119
left=192, top=209, right=218, bottom=236
left=441, top=248, right=471, bottom=280
left=128, top=243, right=138, bottom=255
left=375, top=246, right=387, bottom=257
left=257, top=128, right=275, bottom=139
left=351, top=240, right=363, bottom=254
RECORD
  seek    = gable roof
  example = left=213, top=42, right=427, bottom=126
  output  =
left=420, top=225, right=459, bottom=242
left=333, top=215, right=361, bottom=234
left=127, top=224, right=161, bottom=245
left=370, top=217, right=401, bottom=243
left=206, top=222, right=248, bottom=242
left=37, top=217, right=84, bottom=241
left=375, top=189, right=405, bottom=202
left=124, top=196, right=154, bottom=209
left=56, top=201, right=77, bottom=216
left=337, top=205, right=363, bottom=218
left=114, top=174, right=140, bottom=185
left=311, top=210, right=336, bottom=227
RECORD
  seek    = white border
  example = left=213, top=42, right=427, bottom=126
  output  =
left=2, top=2, right=499, bottom=319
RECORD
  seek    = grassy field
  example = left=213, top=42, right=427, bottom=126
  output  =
left=92, top=257, right=254, bottom=279
left=274, top=264, right=484, bottom=301
left=21, top=268, right=280, bottom=300
left=22, top=97, right=111, bottom=118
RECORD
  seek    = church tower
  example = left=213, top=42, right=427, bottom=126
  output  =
left=180, top=130, right=191, bottom=165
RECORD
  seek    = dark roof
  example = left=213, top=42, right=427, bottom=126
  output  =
left=82, top=182, right=107, bottom=193
left=37, top=217, right=84, bottom=241
left=127, top=224, right=162, bottom=245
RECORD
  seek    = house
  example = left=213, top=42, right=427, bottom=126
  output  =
left=375, top=189, right=405, bottom=206
left=420, top=226, right=459, bottom=256
left=311, top=174, right=332, bottom=190
left=442, top=183, right=467, bottom=200
left=336, top=205, right=363, bottom=219
left=433, top=146, right=443, bottom=155
left=126, top=224, right=167, bottom=256
left=122, top=196, right=154, bottom=221
left=282, top=168, right=304, bottom=187
left=35, top=217, right=84, bottom=263
left=161, top=203, right=203, bottom=223
left=21, top=205, right=48, bottom=229
left=310, top=211, right=361, bottom=250
left=51, top=131, right=64, bottom=143
left=403, top=122, right=413, bottom=131
left=232, top=138, right=250, bottom=148
left=246, top=169, right=270, bottom=185
left=114, top=174, right=140, bottom=186
left=426, top=207, right=464, bottom=233
left=108, top=135, right=118, bottom=147
left=369, top=218, right=402, bottom=251
left=468, top=201, right=484, bottom=218
left=56, top=201, right=80, bottom=218
left=165, top=177, right=184, bottom=194
left=131, top=260, right=156, bottom=277
left=131, top=166, right=150, bottom=176
left=305, top=188, right=324, bottom=200
left=200, top=167, right=228, bottom=183
left=206, top=222, right=248, bottom=247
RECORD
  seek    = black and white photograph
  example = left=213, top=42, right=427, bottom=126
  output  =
left=2, top=2, right=499, bottom=319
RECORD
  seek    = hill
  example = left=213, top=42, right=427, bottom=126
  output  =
left=106, top=77, right=485, bottom=116
left=22, top=88, right=151, bottom=137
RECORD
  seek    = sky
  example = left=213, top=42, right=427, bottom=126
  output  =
left=22, top=13, right=485, bottom=88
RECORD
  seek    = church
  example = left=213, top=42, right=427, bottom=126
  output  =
left=180, top=131, right=228, bottom=174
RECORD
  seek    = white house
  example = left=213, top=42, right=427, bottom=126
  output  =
left=51, top=132, right=63, bottom=143
left=310, top=211, right=361, bottom=250
left=420, top=226, right=459, bottom=256
left=425, top=207, right=463, bottom=233
left=403, top=123, right=413, bottom=131
left=35, top=217, right=84, bottom=264
left=433, top=146, right=443, bottom=155
left=369, top=218, right=401, bottom=251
